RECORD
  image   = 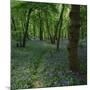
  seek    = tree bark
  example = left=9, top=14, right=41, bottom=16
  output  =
left=68, top=5, right=80, bottom=72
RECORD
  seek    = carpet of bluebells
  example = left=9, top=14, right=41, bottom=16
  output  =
left=11, top=39, right=87, bottom=90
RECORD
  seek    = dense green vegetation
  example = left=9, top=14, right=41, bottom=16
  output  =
left=11, top=0, right=87, bottom=90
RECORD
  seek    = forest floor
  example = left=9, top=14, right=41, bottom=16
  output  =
left=11, top=39, right=87, bottom=90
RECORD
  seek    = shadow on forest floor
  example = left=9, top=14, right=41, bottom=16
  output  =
left=11, top=39, right=87, bottom=90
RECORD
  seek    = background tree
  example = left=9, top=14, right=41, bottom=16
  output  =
left=56, top=4, right=65, bottom=50
left=22, top=8, right=32, bottom=47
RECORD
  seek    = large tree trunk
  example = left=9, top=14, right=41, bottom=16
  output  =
left=68, top=5, right=80, bottom=72
left=56, top=4, right=65, bottom=50
left=22, top=8, right=32, bottom=47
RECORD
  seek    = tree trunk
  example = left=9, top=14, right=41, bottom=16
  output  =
left=22, top=8, right=32, bottom=47
left=33, top=19, right=36, bottom=39
left=54, top=20, right=59, bottom=43
left=56, top=5, right=65, bottom=50
left=19, top=31, right=22, bottom=47
left=39, top=10, right=43, bottom=41
left=45, top=11, right=55, bottom=44
left=68, top=5, right=80, bottom=72
left=11, top=16, right=16, bottom=31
